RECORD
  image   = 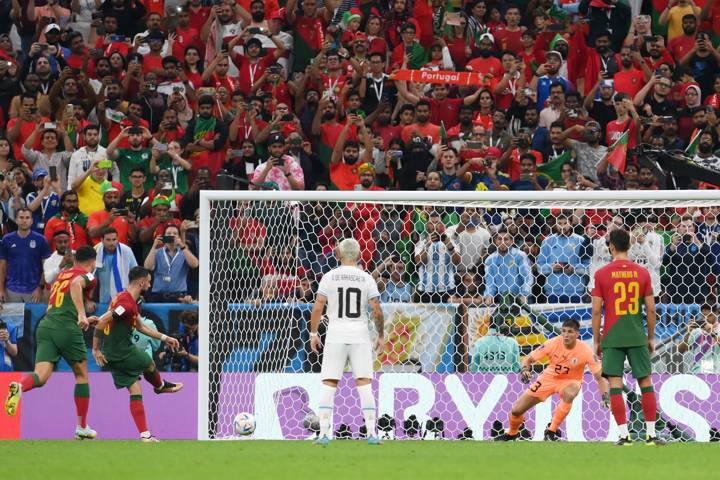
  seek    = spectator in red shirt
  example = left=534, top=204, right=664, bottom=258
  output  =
left=228, top=33, right=287, bottom=97
left=606, top=93, right=640, bottom=149
left=466, top=33, right=502, bottom=78
left=43, top=190, right=90, bottom=250
left=493, top=5, right=524, bottom=52
left=89, top=13, right=131, bottom=59
left=330, top=114, right=373, bottom=191
left=187, top=0, right=211, bottom=32
left=400, top=100, right=441, bottom=145
left=397, top=83, right=483, bottom=129
left=667, top=14, right=698, bottom=62
left=87, top=182, right=137, bottom=246
left=613, top=45, right=651, bottom=98
left=7, top=95, right=48, bottom=164
left=172, top=8, right=202, bottom=60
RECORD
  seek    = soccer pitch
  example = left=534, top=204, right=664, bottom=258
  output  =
left=4, top=441, right=719, bottom=480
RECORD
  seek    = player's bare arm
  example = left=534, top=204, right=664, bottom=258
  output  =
left=91, top=326, right=106, bottom=367
left=70, top=276, right=90, bottom=331
left=309, top=294, right=327, bottom=354
left=645, top=294, right=657, bottom=354
left=370, top=297, right=384, bottom=353
left=591, top=296, right=603, bottom=357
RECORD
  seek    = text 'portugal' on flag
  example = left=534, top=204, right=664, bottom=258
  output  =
left=607, top=130, right=629, bottom=174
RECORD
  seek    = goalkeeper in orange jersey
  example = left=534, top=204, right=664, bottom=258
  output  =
left=497, top=318, right=609, bottom=441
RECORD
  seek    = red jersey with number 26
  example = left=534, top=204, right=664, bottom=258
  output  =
left=46, top=267, right=96, bottom=328
left=592, top=259, right=652, bottom=348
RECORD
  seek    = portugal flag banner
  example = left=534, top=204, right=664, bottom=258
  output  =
left=607, top=130, right=629, bottom=174
left=686, top=129, right=702, bottom=155
left=391, top=69, right=488, bottom=86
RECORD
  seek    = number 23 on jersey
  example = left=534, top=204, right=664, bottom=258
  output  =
left=614, top=281, right=640, bottom=315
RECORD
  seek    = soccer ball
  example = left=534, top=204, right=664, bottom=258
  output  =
left=233, top=412, right=256, bottom=436
left=303, top=413, right=320, bottom=434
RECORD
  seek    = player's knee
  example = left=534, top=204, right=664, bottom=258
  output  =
left=562, top=384, right=580, bottom=402
left=637, top=376, right=653, bottom=388
left=356, top=378, right=371, bottom=386
left=322, top=379, right=339, bottom=388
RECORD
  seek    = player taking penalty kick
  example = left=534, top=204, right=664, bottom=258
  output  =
left=498, top=319, right=608, bottom=441
left=91, top=266, right=183, bottom=443
left=4, top=246, right=99, bottom=439
left=592, top=228, right=665, bottom=446
left=310, top=238, right=384, bottom=446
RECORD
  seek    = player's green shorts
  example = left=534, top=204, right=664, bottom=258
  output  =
left=105, top=347, right=153, bottom=389
left=35, top=321, right=87, bottom=365
left=602, top=345, right=652, bottom=379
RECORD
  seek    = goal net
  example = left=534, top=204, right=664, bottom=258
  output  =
left=198, top=190, right=720, bottom=442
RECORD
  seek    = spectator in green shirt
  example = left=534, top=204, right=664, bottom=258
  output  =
left=106, top=125, right=155, bottom=192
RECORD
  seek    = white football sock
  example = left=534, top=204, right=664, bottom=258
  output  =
left=646, top=421, right=656, bottom=437
left=357, top=384, right=376, bottom=438
left=618, top=424, right=629, bottom=438
left=318, top=384, right=337, bottom=438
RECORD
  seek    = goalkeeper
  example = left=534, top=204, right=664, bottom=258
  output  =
left=497, top=318, right=609, bottom=441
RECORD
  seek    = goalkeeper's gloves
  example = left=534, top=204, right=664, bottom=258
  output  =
left=602, top=393, right=610, bottom=409
left=520, top=367, right=532, bottom=384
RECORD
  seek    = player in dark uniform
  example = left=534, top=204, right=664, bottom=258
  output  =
left=592, top=228, right=665, bottom=446
left=91, top=266, right=182, bottom=442
left=4, top=246, right=99, bottom=439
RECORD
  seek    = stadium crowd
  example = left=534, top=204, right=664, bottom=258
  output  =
left=1, top=0, right=720, bottom=373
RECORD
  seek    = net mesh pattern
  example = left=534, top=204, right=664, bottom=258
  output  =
left=202, top=197, right=720, bottom=442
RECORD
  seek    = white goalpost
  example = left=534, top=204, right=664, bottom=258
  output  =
left=198, top=190, right=720, bottom=441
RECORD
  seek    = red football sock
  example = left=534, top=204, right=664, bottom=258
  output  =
left=609, top=388, right=627, bottom=427
left=143, top=370, right=163, bottom=389
left=549, top=401, right=572, bottom=432
left=130, top=395, right=148, bottom=434
left=74, top=383, right=90, bottom=428
left=508, top=414, right=524, bottom=436
left=20, top=373, right=40, bottom=392
left=641, top=387, right=657, bottom=422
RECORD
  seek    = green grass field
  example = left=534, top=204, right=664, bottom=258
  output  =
left=3, top=440, right=719, bottom=480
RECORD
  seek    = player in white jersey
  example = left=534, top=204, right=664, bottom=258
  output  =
left=310, top=238, right=384, bottom=446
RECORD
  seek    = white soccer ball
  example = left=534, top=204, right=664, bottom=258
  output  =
left=233, top=412, right=256, bottom=436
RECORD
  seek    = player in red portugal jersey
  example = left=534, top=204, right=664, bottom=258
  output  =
left=91, top=266, right=182, bottom=442
left=592, top=228, right=665, bottom=446
left=4, top=246, right=99, bottom=439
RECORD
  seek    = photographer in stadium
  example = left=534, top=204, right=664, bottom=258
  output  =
left=158, top=309, right=198, bottom=372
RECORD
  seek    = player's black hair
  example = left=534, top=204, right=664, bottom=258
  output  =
left=52, top=230, right=70, bottom=238
left=75, top=246, right=96, bottom=263
left=101, top=227, right=118, bottom=237
left=129, top=266, right=151, bottom=283
left=608, top=228, right=631, bottom=253
left=562, top=318, right=580, bottom=331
